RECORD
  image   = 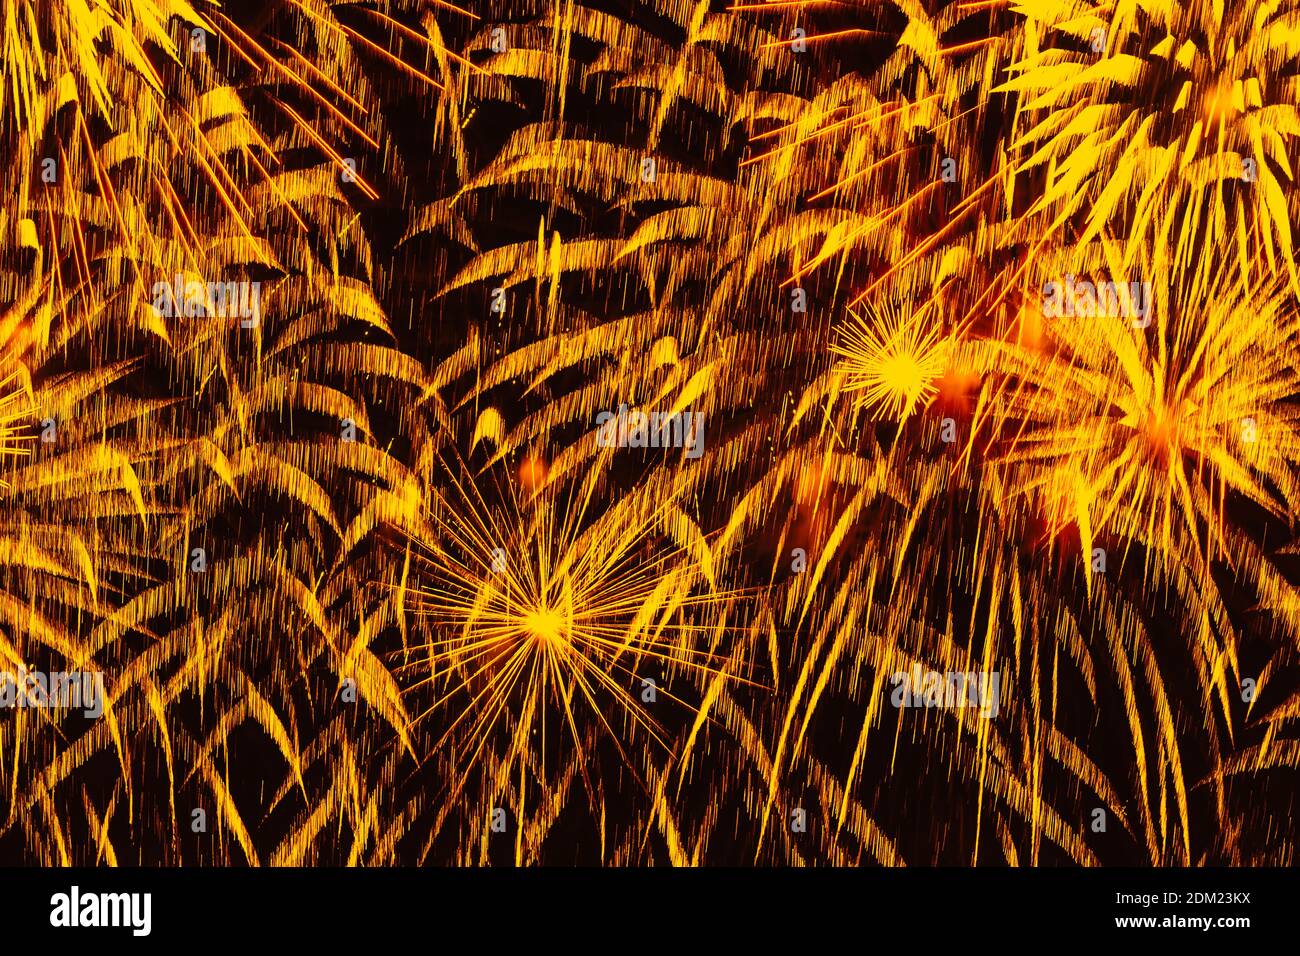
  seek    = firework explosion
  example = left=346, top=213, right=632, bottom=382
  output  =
left=0, top=0, right=1296, bottom=868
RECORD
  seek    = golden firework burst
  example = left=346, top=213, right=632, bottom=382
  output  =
left=398, top=458, right=745, bottom=800
left=3, top=0, right=1299, bottom=870
left=986, top=268, right=1300, bottom=574
left=831, top=302, right=950, bottom=423
left=1000, top=0, right=1300, bottom=294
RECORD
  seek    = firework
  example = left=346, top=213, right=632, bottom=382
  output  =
left=0, top=0, right=1296, bottom=869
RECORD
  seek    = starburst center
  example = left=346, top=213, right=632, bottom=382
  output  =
left=1139, top=404, right=1183, bottom=460
left=520, top=606, right=567, bottom=646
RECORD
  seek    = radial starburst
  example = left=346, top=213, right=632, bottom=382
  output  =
left=831, top=301, right=950, bottom=422
left=399, top=458, right=744, bottom=801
